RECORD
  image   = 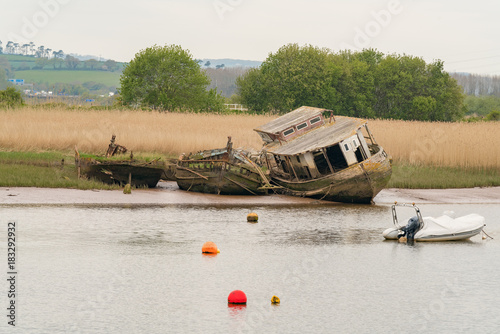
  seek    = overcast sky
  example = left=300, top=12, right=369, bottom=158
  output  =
left=1, top=0, right=499, bottom=74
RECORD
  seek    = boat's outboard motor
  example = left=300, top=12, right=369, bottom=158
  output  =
left=398, top=216, right=422, bottom=241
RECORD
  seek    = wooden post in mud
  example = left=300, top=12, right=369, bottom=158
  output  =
left=124, top=173, right=133, bottom=194
left=74, top=146, right=81, bottom=179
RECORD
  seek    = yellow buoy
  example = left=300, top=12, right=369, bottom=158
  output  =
left=271, top=295, right=280, bottom=304
left=247, top=212, right=258, bottom=222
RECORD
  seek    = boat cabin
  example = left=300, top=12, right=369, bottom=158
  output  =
left=254, top=106, right=380, bottom=181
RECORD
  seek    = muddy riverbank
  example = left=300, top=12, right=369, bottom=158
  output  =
left=1, top=182, right=499, bottom=205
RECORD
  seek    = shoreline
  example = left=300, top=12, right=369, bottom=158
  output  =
left=1, top=181, right=499, bottom=205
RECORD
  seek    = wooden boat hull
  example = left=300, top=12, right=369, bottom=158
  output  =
left=270, top=150, right=392, bottom=203
left=79, top=157, right=165, bottom=188
left=175, top=160, right=268, bottom=196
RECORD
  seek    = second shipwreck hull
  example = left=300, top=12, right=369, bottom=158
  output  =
left=175, top=137, right=272, bottom=196
left=176, top=159, right=268, bottom=195
left=78, top=157, right=165, bottom=188
left=254, top=106, right=392, bottom=203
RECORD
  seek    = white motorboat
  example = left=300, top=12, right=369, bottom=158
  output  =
left=383, top=202, right=486, bottom=242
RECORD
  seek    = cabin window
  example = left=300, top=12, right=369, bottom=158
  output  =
left=283, top=128, right=295, bottom=137
left=352, top=138, right=359, bottom=148
left=309, top=117, right=321, bottom=125
left=344, top=143, right=350, bottom=151
left=297, top=122, right=308, bottom=130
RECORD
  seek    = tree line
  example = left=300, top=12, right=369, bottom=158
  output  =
left=0, top=40, right=64, bottom=59
left=450, top=73, right=500, bottom=97
left=236, top=44, right=465, bottom=121
left=29, top=57, right=120, bottom=72
left=0, top=40, right=120, bottom=72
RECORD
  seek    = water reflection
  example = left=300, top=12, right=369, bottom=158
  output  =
left=227, top=304, right=247, bottom=332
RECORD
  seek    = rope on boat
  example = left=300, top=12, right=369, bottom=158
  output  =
left=317, top=183, right=334, bottom=201
left=482, top=229, right=494, bottom=240
left=177, top=166, right=209, bottom=180
left=223, top=176, right=258, bottom=196
left=186, top=178, right=195, bottom=192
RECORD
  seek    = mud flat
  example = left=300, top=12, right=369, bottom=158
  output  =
left=0, top=181, right=321, bottom=205
left=1, top=182, right=499, bottom=205
left=374, top=187, right=500, bottom=204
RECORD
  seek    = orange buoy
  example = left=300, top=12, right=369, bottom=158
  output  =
left=247, top=212, right=258, bottom=222
left=202, top=241, right=219, bottom=254
left=228, top=290, right=247, bottom=304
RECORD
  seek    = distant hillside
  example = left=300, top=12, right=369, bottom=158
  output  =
left=1, top=54, right=258, bottom=97
left=69, top=53, right=110, bottom=62
left=0, top=54, right=121, bottom=95
left=199, top=58, right=261, bottom=68
left=0, top=54, right=125, bottom=72
left=19, top=70, right=121, bottom=87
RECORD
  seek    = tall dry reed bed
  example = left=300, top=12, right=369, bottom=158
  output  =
left=370, top=119, right=500, bottom=169
left=1, top=106, right=499, bottom=169
left=0, top=107, right=270, bottom=156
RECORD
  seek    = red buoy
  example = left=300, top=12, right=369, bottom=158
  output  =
left=228, top=290, right=247, bottom=304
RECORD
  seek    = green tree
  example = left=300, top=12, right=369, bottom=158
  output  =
left=0, top=67, right=7, bottom=90
left=236, top=45, right=465, bottom=121
left=104, top=59, right=117, bottom=72
left=235, top=68, right=269, bottom=112
left=485, top=110, right=500, bottom=121
left=464, top=95, right=500, bottom=116
left=85, top=59, right=99, bottom=70
left=120, top=45, right=225, bottom=111
left=331, top=49, right=382, bottom=118
left=0, top=87, right=23, bottom=108
left=237, top=44, right=340, bottom=112
left=34, top=57, right=49, bottom=69
left=0, top=56, right=13, bottom=77
left=49, top=57, right=64, bottom=69
left=65, top=55, right=80, bottom=69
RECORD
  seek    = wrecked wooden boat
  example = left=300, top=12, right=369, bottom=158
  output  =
left=175, top=137, right=277, bottom=195
left=254, top=106, right=392, bottom=203
left=75, top=135, right=165, bottom=188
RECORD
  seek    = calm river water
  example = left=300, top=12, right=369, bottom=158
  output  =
left=1, top=202, right=499, bottom=333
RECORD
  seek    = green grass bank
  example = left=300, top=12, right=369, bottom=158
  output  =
left=0, top=151, right=499, bottom=190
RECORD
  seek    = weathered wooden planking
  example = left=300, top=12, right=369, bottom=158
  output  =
left=254, top=106, right=326, bottom=134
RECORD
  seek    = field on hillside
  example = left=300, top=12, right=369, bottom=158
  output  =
left=0, top=107, right=499, bottom=169
left=13, top=70, right=121, bottom=87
